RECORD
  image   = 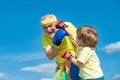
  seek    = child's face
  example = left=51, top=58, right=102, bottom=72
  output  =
left=76, top=36, right=83, bottom=46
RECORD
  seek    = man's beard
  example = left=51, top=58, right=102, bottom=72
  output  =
left=45, top=32, right=55, bottom=37
left=45, top=29, right=58, bottom=38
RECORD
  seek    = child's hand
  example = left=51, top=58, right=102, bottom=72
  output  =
left=61, top=50, right=73, bottom=61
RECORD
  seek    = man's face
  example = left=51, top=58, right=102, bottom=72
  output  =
left=43, top=22, right=57, bottom=37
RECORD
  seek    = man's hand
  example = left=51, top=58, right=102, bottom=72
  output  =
left=52, top=28, right=67, bottom=46
left=61, top=50, right=73, bottom=61
left=55, top=20, right=68, bottom=28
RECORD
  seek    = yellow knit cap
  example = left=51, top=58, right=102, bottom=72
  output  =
left=41, top=18, right=57, bottom=26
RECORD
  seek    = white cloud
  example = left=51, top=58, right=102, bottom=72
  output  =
left=112, top=74, right=120, bottom=80
left=15, top=52, right=46, bottom=62
left=40, top=78, right=52, bottom=80
left=0, top=52, right=46, bottom=62
left=0, top=72, right=6, bottom=78
left=21, top=63, right=56, bottom=73
left=101, top=41, right=120, bottom=53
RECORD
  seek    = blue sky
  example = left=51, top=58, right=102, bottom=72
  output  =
left=0, top=0, right=120, bottom=80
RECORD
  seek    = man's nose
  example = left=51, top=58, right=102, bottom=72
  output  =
left=47, top=27, right=51, bottom=31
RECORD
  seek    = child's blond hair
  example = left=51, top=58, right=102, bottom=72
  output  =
left=76, top=26, right=98, bottom=48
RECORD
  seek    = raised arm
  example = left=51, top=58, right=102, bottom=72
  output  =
left=44, top=45, right=57, bottom=60
left=55, top=20, right=76, bottom=41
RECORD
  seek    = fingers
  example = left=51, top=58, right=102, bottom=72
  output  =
left=55, top=20, right=68, bottom=28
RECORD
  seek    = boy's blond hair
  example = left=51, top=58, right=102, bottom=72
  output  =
left=76, top=26, right=98, bottom=48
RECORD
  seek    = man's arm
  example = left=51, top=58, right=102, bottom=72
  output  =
left=44, top=45, right=57, bottom=60
left=55, top=21, right=78, bottom=47
left=42, top=34, right=58, bottom=60
left=55, top=21, right=76, bottom=41
left=64, top=27, right=76, bottom=41
left=46, top=28, right=67, bottom=59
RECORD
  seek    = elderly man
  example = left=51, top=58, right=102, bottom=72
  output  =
left=41, top=14, right=80, bottom=80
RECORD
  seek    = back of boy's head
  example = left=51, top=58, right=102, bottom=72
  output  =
left=76, top=26, right=98, bottom=48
